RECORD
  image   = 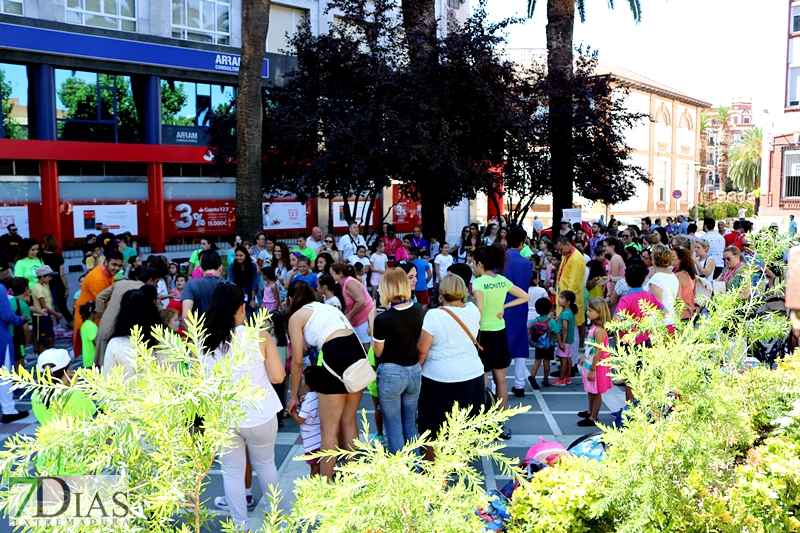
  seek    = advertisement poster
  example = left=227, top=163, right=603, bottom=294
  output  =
left=72, top=205, right=138, bottom=238
left=332, top=200, right=377, bottom=228
left=391, top=185, right=422, bottom=232
left=262, top=201, right=307, bottom=230
left=563, top=208, right=582, bottom=226
left=165, top=200, right=236, bottom=235
left=0, top=206, right=30, bottom=238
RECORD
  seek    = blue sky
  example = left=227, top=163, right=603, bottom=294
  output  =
left=483, top=0, right=787, bottom=117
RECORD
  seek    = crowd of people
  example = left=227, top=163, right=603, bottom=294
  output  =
left=0, top=209, right=794, bottom=530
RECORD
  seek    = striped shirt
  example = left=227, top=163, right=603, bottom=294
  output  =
left=299, top=392, right=321, bottom=453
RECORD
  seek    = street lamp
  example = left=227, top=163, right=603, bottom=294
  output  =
left=694, top=161, right=702, bottom=221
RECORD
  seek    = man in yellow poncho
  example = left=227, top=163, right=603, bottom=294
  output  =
left=553, top=237, right=586, bottom=373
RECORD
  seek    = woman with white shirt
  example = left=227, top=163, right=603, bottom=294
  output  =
left=645, top=244, right=680, bottom=324
left=203, top=283, right=285, bottom=531
left=417, top=275, right=485, bottom=461
left=693, top=239, right=716, bottom=279
left=103, top=286, right=163, bottom=379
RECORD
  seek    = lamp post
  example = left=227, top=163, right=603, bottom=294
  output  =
left=694, top=161, right=702, bottom=221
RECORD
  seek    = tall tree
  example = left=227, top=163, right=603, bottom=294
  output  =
left=237, top=0, right=271, bottom=241
left=0, top=68, right=24, bottom=139
left=526, top=0, right=642, bottom=222
left=713, top=105, right=737, bottom=194
left=698, top=110, right=711, bottom=199
left=729, top=127, right=762, bottom=192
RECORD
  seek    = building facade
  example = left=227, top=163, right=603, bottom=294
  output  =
left=0, top=0, right=471, bottom=251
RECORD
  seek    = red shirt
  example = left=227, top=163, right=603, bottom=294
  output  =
left=724, top=231, right=745, bottom=252
left=615, top=288, right=664, bottom=345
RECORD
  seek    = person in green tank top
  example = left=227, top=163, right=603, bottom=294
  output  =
left=470, top=244, right=529, bottom=440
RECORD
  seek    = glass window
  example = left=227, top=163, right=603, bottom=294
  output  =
left=267, top=5, right=308, bottom=54
left=161, top=79, right=235, bottom=126
left=784, top=150, right=800, bottom=198
left=0, top=62, right=29, bottom=140
left=2, top=0, right=23, bottom=15
left=55, top=69, right=143, bottom=143
left=172, top=0, right=231, bottom=46
left=66, top=0, right=137, bottom=32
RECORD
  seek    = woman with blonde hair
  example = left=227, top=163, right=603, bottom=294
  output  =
left=371, top=268, right=424, bottom=453
left=417, top=274, right=484, bottom=460
left=693, top=239, right=716, bottom=279
left=645, top=244, right=680, bottom=324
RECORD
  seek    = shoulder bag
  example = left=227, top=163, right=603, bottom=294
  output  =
left=441, top=307, right=483, bottom=351
left=318, top=308, right=376, bottom=393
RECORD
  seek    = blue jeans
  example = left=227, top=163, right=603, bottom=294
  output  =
left=377, top=362, right=422, bottom=454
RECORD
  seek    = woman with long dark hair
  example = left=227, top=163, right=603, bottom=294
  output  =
left=102, top=286, right=163, bottom=379
left=287, top=280, right=369, bottom=479
left=227, top=245, right=259, bottom=316
left=672, top=246, right=697, bottom=320
left=13, top=238, right=43, bottom=289
left=40, top=234, right=73, bottom=327
left=315, top=252, right=335, bottom=276
left=203, top=283, right=285, bottom=530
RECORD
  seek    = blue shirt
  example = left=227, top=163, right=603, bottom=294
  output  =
left=790, top=219, right=797, bottom=236
left=677, top=221, right=689, bottom=235
left=504, top=249, right=533, bottom=359
left=411, top=259, right=431, bottom=292
left=292, top=272, right=318, bottom=289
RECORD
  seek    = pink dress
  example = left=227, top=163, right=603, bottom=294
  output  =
left=262, top=282, right=278, bottom=311
left=582, top=325, right=612, bottom=394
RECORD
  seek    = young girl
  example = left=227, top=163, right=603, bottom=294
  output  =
left=79, top=301, right=101, bottom=368
left=262, top=266, right=280, bottom=312
left=369, top=240, right=387, bottom=300
left=317, top=274, right=343, bottom=310
left=579, top=298, right=611, bottom=427
left=471, top=244, right=530, bottom=425
left=585, top=260, right=606, bottom=300
left=552, top=290, right=577, bottom=387
left=160, top=308, right=180, bottom=332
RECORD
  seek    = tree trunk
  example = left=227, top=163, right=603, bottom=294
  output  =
left=546, top=0, right=575, bottom=223
left=421, top=193, right=446, bottom=244
left=237, top=0, right=271, bottom=242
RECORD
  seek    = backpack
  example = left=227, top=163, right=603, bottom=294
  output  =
left=529, top=320, right=552, bottom=350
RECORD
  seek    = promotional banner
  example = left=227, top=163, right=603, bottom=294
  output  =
left=333, top=200, right=378, bottom=228
left=563, top=208, right=582, bottom=226
left=391, top=185, right=422, bottom=232
left=0, top=206, right=30, bottom=238
left=165, top=200, right=236, bottom=235
left=262, top=201, right=307, bottom=230
left=72, top=205, right=138, bottom=238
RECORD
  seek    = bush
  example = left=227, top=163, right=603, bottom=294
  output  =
left=712, top=203, right=727, bottom=222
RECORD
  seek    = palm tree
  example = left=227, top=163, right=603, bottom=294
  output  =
left=729, top=127, right=762, bottom=192
left=713, top=105, right=737, bottom=193
left=526, top=0, right=642, bottom=221
left=237, top=0, right=271, bottom=240
left=698, top=110, right=711, bottom=198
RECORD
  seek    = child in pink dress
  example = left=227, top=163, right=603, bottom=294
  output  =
left=579, top=297, right=612, bottom=427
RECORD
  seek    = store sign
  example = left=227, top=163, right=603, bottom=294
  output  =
left=0, top=23, right=268, bottom=77
left=332, top=200, right=377, bottom=228
left=262, top=202, right=307, bottom=230
left=162, top=126, right=210, bottom=146
left=0, top=206, right=30, bottom=238
left=166, top=200, right=236, bottom=235
left=391, top=185, right=422, bottom=231
left=72, top=205, right=139, bottom=238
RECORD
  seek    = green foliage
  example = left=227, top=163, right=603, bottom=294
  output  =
left=695, top=201, right=753, bottom=221
left=509, top=230, right=800, bottom=533
left=0, top=68, right=25, bottom=139
left=161, top=80, right=194, bottom=126
left=57, top=74, right=142, bottom=143
left=0, top=311, right=273, bottom=533
left=729, top=127, right=763, bottom=193
left=261, top=404, right=529, bottom=533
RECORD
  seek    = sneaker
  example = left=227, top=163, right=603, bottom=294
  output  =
left=564, top=378, right=573, bottom=385
left=498, top=424, right=511, bottom=440
left=527, top=376, right=539, bottom=391
left=577, top=410, right=591, bottom=419
left=550, top=379, right=566, bottom=387
left=511, top=387, right=525, bottom=398
left=541, top=379, right=551, bottom=388
left=369, top=433, right=385, bottom=444
left=577, top=418, right=597, bottom=427
left=214, top=495, right=256, bottom=511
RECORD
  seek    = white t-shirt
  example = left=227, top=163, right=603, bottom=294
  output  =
left=645, top=272, right=679, bottom=326
left=702, top=231, right=725, bottom=266
left=526, top=286, right=548, bottom=321
left=347, top=255, right=370, bottom=285
left=298, top=391, right=321, bottom=453
left=324, top=296, right=342, bottom=309
left=307, top=238, right=324, bottom=252
left=157, top=278, right=169, bottom=309
left=338, top=233, right=367, bottom=262
left=434, top=253, right=454, bottom=282
left=103, top=336, right=136, bottom=380
left=738, top=207, right=746, bottom=219
left=370, top=252, right=388, bottom=287
left=420, top=303, right=484, bottom=383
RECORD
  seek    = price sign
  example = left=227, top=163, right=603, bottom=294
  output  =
left=166, top=200, right=236, bottom=236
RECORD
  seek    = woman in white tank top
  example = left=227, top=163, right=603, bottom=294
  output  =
left=203, top=283, right=285, bottom=531
left=287, top=280, right=366, bottom=480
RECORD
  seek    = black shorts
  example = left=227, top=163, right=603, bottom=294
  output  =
left=417, top=375, right=484, bottom=437
left=534, top=346, right=555, bottom=361
left=317, top=333, right=368, bottom=395
left=478, top=329, right=511, bottom=372
left=34, top=315, right=54, bottom=341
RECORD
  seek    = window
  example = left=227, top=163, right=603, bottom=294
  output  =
left=658, top=188, right=665, bottom=202
left=0, top=62, right=28, bottom=140
left=2, top=0, right=23, bottom=15
left=655, top=160, right=667, bottom=203
left=743, top=116, right=750, bottom=124
left=794, top=14, right=800, bottom=33
left=267, top=5, right=308, bottom=54
left=783, top=150, right=800, bottom=198
left=55, top=69, right=143, bottom=143
left=678, top=110, right=693, bottom=130
left=161, top=80, right=235, bottom=126
left=447, top=0, right=462, bottom=8
left=172, top=0, right=231, bottom=46
left=66, top=0, right=136, bottom=32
